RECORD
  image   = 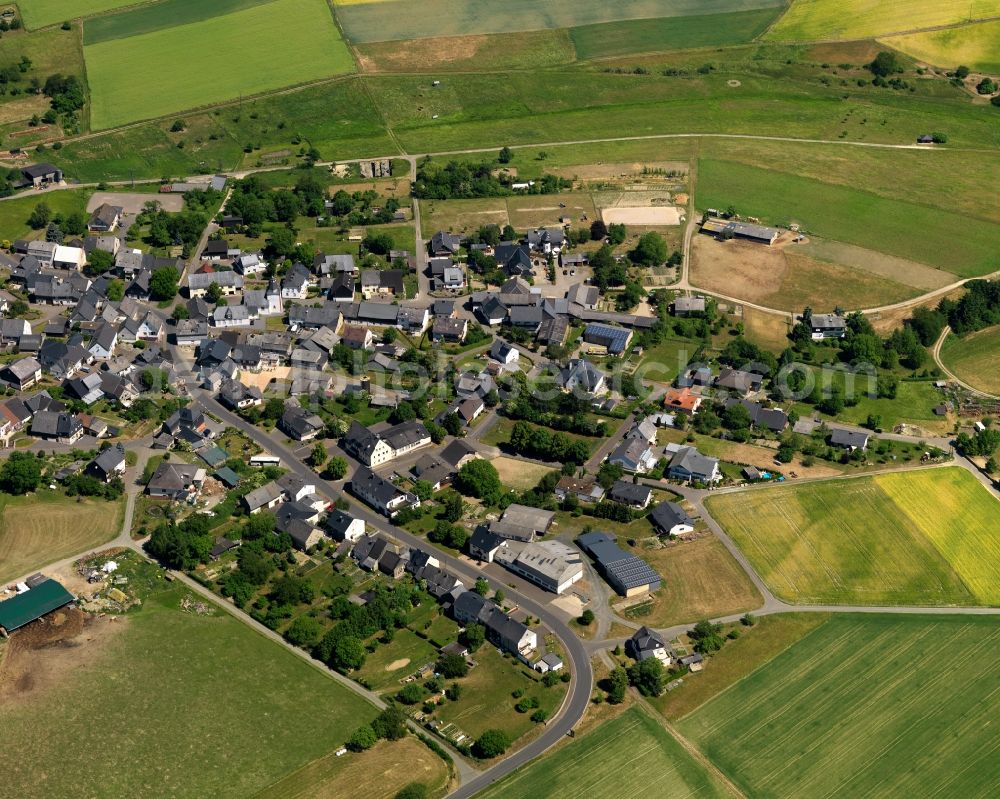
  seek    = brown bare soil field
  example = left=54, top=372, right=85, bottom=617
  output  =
left=355, top=29, right=575, bottom=73
left=690, top=236, right=921, bottom=311
left=740, top=307, right=793, bottom=353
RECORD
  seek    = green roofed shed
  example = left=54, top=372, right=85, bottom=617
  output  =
left=214, top=466, right=241, bottom=488
left=0, top=579, right=74, bottom=633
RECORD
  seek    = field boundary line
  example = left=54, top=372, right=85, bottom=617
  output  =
left=767, top=15, right=1000, bottom=46
left=634, top=696, right=747, bottom=799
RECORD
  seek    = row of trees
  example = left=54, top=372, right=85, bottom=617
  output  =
left=507, top=420, right=591, bottom=466
left=413, top=158, right=570, bottom=199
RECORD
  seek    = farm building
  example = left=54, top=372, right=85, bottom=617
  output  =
left=577, top=531, right=662, bottom=597
left=583, top=323, right=633, bottom=355
left=701, top=217, right=780, bottom=245
left=0, top=579, right=74, bottom=635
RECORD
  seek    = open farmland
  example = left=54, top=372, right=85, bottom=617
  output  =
left=84, top=0, right=355, bottom=129
left=706, top=467, right=1000, bottom=605
left=335, top=0, right=785, bottom=43
left=689, top=235, right=926, bottom=311
left=696, top=159, right=1000, bottom=278
left=16, top=0, right=154, bottom=29
left=476, top=705, right=730, bottom=799
left=680, top=615, right=1000, bottom=799
left=767, top=0, right=1000, bottom=41
left=0, top=492, right=124, bottom=585
left=883, top=20, right=1000, bottom=73
left=569, top=7, right=783, bottom=61
left=939, top=325, right=1000, bottom=395
left=0, top=579, right=381, bottom=798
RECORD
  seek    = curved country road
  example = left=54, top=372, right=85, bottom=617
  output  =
left=187, top=395, right=593, bottom=799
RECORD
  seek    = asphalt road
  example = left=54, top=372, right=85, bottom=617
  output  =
left=190, top=395, right=594, bottom=797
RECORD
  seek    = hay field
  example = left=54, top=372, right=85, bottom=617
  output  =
left=767, top=0, right=1000, bottom=41
left=680, top=615, right=1000, bottom=798
left=569, top=7, right=783, bottom=60
left=492, top=457, right=557, bottom=491
left=85, top=0, right=355, bottom=129
left=632, top=535, right=763, bottom=626
left=939, top=325, right=1000, bottom=395
left=706, top=468, right=998, bottom=605
left=883, top=20, right=1000, bottom=73
left=0, top=492, right=124, bottom=585
left=16, top=0, right=153, bottom=30
left=696, top=159, right=1000, bottom=278
left=0, top=582, right=380, bottom=798
left=335, top=0, right=784, bottom=43
left=476, top=706, right=730, bottom=799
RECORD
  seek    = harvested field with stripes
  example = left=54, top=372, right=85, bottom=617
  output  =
left=680, top=615, right=1000, bottom=799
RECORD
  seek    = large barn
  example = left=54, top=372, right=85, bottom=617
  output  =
left=0, top=579, right=75, bottom=636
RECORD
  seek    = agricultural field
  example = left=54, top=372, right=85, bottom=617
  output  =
left=335, top=0, right=785, bottom=43
left=650, top=613, right=830, bottom=720
left=355, top=29, right=576, bottom=72
left=939, top=325, right=1000, bottom=395
left=766, top=0, right=1000, bottom=41
left=49, top=79, right=394, bottom=182
left=626, top=535, right=763, bottom=627
left=0, top=491, right=125, bottom=585
left=568, top=7, right=783, bottom=61
left=476, top=705, right=730, bottom=799
left=706, top=468, right=1000, bottom=605
left=697, top=159, right=1000, bottom=278
left=689, top=236, right=926, bottom=311
left=883, top=20, right=1000, bottom=73
left=15, top=0, right=153, bottom=30
left=679, top=614, right=1000, bottom=799
left=0, top=573, right=383, bottom=798
left=84, top=0, right=355, bottom=129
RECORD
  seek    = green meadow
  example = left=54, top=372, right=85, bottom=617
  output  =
left=696, top=158, right=1000, bottom=277
left=84, top=0, right=355, bottom=129
left=16, top=0, right=153, bottom=30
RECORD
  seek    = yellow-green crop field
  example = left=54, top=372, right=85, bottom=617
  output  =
left=707, top=467, right=1000, bottom=605
left=882, top=20, right=1000, bottom=73
left=768, top=0, right=1000, bottom=41
left=84, top=0, right=355, bottom=129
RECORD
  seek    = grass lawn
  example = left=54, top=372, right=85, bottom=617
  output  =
left=433, top=645, right=566, bottom=744
left=17, top=0, right=153, bottom=29
left=679, top=614, right=1000, bottom=798
left=492, top=456, right=557, bottom=491
left=0, top=577, right=381, bottom=798
left=0, top=490, right=125, bottom=585
left=569, top=6, right=783, bottom=60
left=85, top=0, right=355, bottom=129
left=0, top=189, right=92, bottom=241
left=418, top=197, right=509, bottom=239
left=696, top=158, right=1000, bottom=278
left=824, top=379, right=947, bottom=432
left=883, top=19, right=1000, bottom=73
left=706, top=467, right=1000, bottom=605
left=939, top=325, right=1000, bottom=395
left=626, top=535, right=762, bottom=627
left=354, top=628, right=440, bottom=692
left=476, top=705, right=730, bottom=799
left=767, top=0, right=1000, bottom=41
left=635, top=335, right=703, bottom=384
left=650, top=613, right=830, bottom=720
left=0, top=25, right=86, bottom=124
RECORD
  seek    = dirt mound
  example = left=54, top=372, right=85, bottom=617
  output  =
left=0, top=610, right=125, bottom=704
